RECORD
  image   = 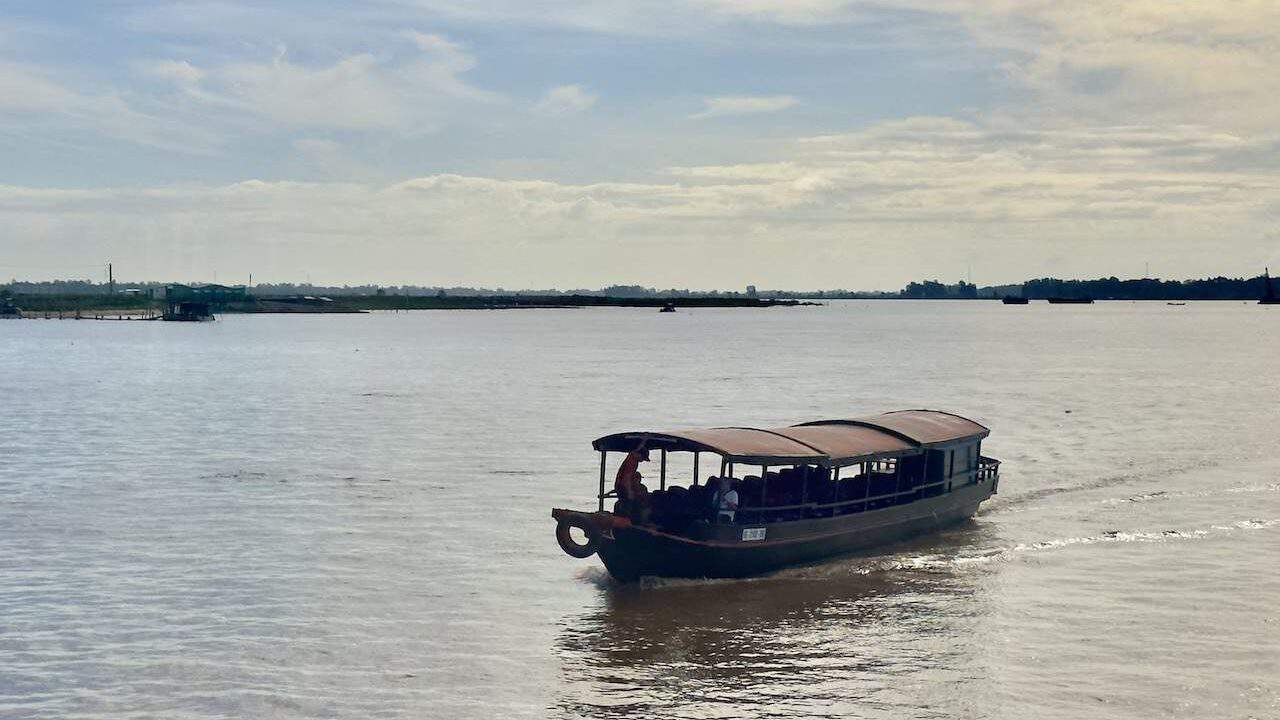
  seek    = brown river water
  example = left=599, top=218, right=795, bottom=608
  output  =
left=1, top=301, right=1278, bottom=719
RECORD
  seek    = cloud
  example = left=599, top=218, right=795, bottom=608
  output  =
left=216, top=53, right=408, bottom=130
left=0, top=62, right=80, bottom=112
left=532, top=84, right=597, bottom=116
left=927, top=1, right=1280, bottom=132
left=178, top=33, right=499, bottom=131
left=692, top=95, right=798, bottom=119
left=4, top=116, right=1276, bottom=287
left=0, top=61, right=222, bottom=153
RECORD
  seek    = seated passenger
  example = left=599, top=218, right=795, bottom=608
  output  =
left=713, top=477, right=739, bottom=524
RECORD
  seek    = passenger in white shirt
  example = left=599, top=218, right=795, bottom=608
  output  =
left=715, top=477, right=739, bottom=523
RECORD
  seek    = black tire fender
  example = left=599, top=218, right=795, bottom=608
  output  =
left=556, top=515, right=599, bottom=558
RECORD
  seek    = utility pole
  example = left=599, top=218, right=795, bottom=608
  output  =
left=108, top=262, right=114, bottom=294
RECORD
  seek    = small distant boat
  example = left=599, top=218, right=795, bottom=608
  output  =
left=1167, top=302, right=1187, bottom=306
left=162, top=300, right=214, bottom=321
left=659, top=302, right=677, bottom=313
left=1001, top=296, right=1029, bottom=305
left=1046, top=297, right=1094, bottom=304
left=1262, top=268, right=1279, bottom=305
left=552, top=410, right=1000, bottom=581
left=0, top=297, right=20, bottom=318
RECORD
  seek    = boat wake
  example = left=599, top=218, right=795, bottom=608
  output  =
left=585, top=518, right=1280, bottom=588
left=988, top=457, right=1224, bottom=513
left=1100, top=482, right=1280, bottom=505
left=870, top=518, right=1280, bottom=573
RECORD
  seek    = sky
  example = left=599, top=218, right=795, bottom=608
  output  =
left=2, top=1, right=1279, bottom=289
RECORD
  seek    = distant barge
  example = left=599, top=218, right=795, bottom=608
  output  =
left=553, top=410, right=1000, bottom=581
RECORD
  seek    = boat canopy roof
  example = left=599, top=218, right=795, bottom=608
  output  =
left=592, top=410, right=988, bottom=466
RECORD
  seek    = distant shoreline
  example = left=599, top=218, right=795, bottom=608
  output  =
left=6, top=293, right=814, bottom=315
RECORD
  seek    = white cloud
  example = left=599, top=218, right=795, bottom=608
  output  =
left=216, top=53, right=407, bottom=130
left=214, top=35, right=497, bottom=130
left=692, top=95, right=798, bottom=119
left=0, top=62, right=79, bottom=112
left=0, top=61, right=222, bottom=153
left=124, top=32, right=500, bottom=135
left=4, top=116, right=1277, bottom=287
left=918, top=1, right=1280, bottom=131
left=140, top=59, right=205, bottom=86
left=532, top=84, right=597, bottom=116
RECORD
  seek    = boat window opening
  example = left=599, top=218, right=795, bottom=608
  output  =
left=616, top=450, right=998, bottom=533
left=719, top=453, right=970, bottom=524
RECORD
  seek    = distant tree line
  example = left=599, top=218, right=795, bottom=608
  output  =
left=1017, top=275, right=1274, bottom=300
left=900, top=280, right=979, bottom=299
left=3, top=273, right=1274, bottom=301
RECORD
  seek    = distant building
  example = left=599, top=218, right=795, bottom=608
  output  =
left=163, top=283, right=250, bottom=319
left=746, top=285, right=758, bottom=297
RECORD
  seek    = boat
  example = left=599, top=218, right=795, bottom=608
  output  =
left=1046, top=296, right=1094, bottom=304
left=1167, top=302, right=1187, bottom=306
left=162, top=300, right=214, bottom=321
left=659, top=302, right=677, bottom=312
left=1262, top=268, right=1279, bottom=305
left=552, top=409, right=1001, bottom=581
left=1001, top=295, right=1029, bottom=305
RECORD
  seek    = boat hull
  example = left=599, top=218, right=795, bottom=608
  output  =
left=594, top=480, right=994, bottom=581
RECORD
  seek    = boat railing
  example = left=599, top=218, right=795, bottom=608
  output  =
left=977, top=456, right=1000, bottom=481
left=738, top=477, right=956, bottom=520
left=737, top=459, right=1002, bottom=521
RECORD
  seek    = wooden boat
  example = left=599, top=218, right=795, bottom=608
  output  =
left=1046, top=296, right=1094, bottom=304
left=552, top=409, right=1000, bottom=581
left=1001, top=295, right=1029, bottom=305
left=162, top=300, right=214, bottom=321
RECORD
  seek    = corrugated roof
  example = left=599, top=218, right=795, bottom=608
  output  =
left=798, top=410, right=990, bottom=446
left=592, top=410, right=987, bottom=465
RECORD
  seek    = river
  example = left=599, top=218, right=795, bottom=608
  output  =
left=1, top=301, right=1277, bottom=719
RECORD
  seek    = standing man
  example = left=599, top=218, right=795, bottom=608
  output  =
left=614, top=443, right=651, bottom=521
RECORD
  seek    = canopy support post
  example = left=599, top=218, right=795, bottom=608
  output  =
left=598, top=451, right=607, bottom=512
left=833, top=465, right=841, bottom=516
left=761, top=465, right=769, bottom=521
left=693, top=452, right=699, bottom=486
left=862, top=462, right=872, bottom=511
left=660, top=449, right=667, bottom=490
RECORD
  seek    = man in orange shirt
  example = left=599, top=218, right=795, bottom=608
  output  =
left=613, top=444, right=651, bottom=521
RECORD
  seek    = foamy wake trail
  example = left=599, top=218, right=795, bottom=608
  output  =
left=576, top=519, right=1279, bottom=587
left=881, top=518, right=1280, bottom=572
left=993, top=457, right=1226, bottom=511
left=1100, top=482, right=1280, bottom=505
